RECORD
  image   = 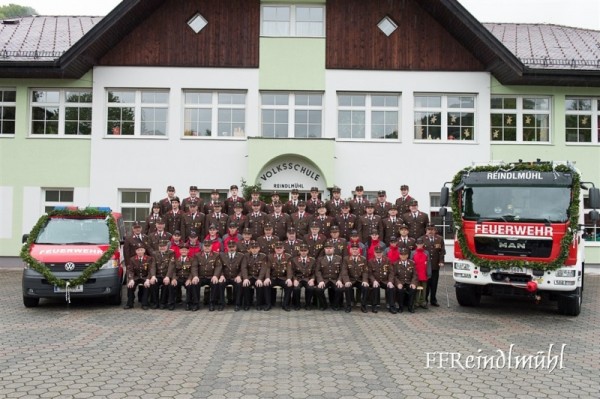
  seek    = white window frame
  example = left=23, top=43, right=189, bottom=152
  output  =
left=0, top=88, right=16, bottom=136
left=583, top=194, right=600, bottom=245
left=29, top=88, right=92, bottom=137
left=119, top=189, right=151, bottom=231
left=490, top=95, right=552, bottom=143
left=414, top=94, right=476, bottom=142
left=261, top=92, right=323, bottom=138
left=43, top=188, right=74, bottom=214
left=565, top=97, right=600, bottom=145
left=337, top=93, right=401, bottom=141
left=261, top=4, right=325, bottom=37
left=183, top=90, right=246, bottom=138
left=106, top=89, right=169, bottom=137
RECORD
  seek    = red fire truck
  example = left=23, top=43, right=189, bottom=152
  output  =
left=440, top=161, right=599, bottom=316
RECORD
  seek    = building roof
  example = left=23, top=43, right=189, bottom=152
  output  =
left=484, top=23, right=600, bottom=71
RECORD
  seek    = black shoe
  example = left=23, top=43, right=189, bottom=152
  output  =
left=283, top=306, right=291, bottom=312
left=234, top=306, right=240, bottom=312
left=142, top=305, right=149, bottom=310
left=372, top=307, right=378, bottom=313
left=217, top=305, right=224, bottom=311
left=398, top=307, right=404, bottom=313
left=263, top=305, right=272, bottom=311
left=159, top=304, right=166, bottom=310
left=409, top=307, right=415, bottom=313
left=168, top=304, right=175, bottom=311
left=321, top=306, right=328, bottom=311
left=124, top=304, right=133, bottom=309
left=243, top=306, right=250, bottom=311
left=152, top=304, right=159, bottom=309
left=431, top=301, right=440, bottom=307
left=192, top=306, right=199, bottom=311
left=185, top=304, right=191, bottom=311
left=209, top=304, right=215, bottom=311
left=389, top=307, right=397, bottom=314
left=294, top=306, right=301, bottom=311
left=345, top=307, right=351, bottom=313
left=256, top=306, right=262, bottom=311
left=361, top=305, right=368, bottom=313
left=420, top=304, right=428, bottom=309
left=332, top=307, right=339, bottom=311
left=305, top=305, right=312, bottom=311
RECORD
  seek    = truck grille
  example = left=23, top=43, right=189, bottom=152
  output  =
left=491, top=273, right=532, bottom=284
left=475, top=237, right=552, bottom=258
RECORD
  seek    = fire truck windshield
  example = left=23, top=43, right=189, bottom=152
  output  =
left=462, top=186, right=571, bottom=223
left=35, top=218, right=110, bottom=245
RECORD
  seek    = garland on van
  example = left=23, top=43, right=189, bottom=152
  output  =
left=451, top=163, right=580, bottom=272
left=20, top=208, right=119, bottom=288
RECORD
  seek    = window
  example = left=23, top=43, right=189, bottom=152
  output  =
left=184, top=91, right=246, bottom=137
left=490, top=96, right=551, bottom=143
left=261, top=5, right=325, bottom=37
left=338, top=93, right=399, bottom=140
left=43, top=188, right=74, bottom=213
left=30, top=89, right=92, bottom=136
left=261, top=92, right=323, bottom=138
left=565, top=97, right=600, bottom=144
left=414, top=95, right=475, bottom=141
left=120, top=190, right=151, bottom=231
left=107, top=90, right=168, bottom=136
left=429, top=192, right=453, bottom=240
left=583, top=195, right=600, bottom=242
left=0, top=89, right=16, bottom=135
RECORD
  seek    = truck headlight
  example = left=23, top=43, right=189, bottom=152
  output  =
left=555, top=269, right=576, bottom=277
left=454, top=262, right=471, bottom=271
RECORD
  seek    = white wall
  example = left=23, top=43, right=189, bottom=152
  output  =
left=0, top=186, right=13, bottom=239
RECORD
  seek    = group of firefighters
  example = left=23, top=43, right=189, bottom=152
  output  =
left=123, top=184, right=446, bottom=314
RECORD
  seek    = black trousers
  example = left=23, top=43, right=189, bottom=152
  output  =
left=426, top=269, right=440, bottom=304
left=265, top=278, right=292, bottom=308
left=370, top=286, right=395, bottom=308
left=315, top=281, right=342, bottom=309
left=218, top=279, right=242, bottom=307
left=150, top=278, right=169, bottom=307
left=292, top=280, right=315, bottom=308
left=243, top=278, right=265, bottom=308
left=344, top=283, right=368, bottom=308
left=193, top=278, right=218, bottom=306
left=127, top=279, right=149, bottom=306
left=169, top=279, right=198, bottom=306
left=397, top=284, right=416, bottom=310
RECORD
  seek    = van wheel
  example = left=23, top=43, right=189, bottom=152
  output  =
left=557, top=287, right=581, bottom=316
left=23, top=297, right=39, bottom=308
left=455, top=285, right=481, bottom=307
left=108, top=290, right=122, bottom=306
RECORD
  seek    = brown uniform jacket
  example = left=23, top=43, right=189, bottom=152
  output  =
left=397, top=236, right=416, bottom=252
left=283, top=199, right=300, bottom=215
left=153, top=249, right=174, bottom=278
left=164, top=209, right=184, bottom=235
left=329, top=238, right=347, bottom=258
left=393, top=259, right=418, bottom=286
left=290, top=211, right=312, bottom=239
left=420, top=233, right=446, bottom=270
left=224, top=197, right=245, bottom=215
left=144, top=212, right=162, bottom=235
left=289, top=256, right=316, bottom=281
left=182, top=197, right=205, bottom=213
left=247, top=211, right=268, bottom=239
left=335, top=213, right=357, bottom=240
left=181, top=212, right=206, bottom=241
left=305, top=233, right=327, bottom=259
left=148, top=230, right=172, bottom=252
left=349, top=198, right=368, bottom=216
left=305, top=198, right=323, bottom=216
left=206, top=212, right=229, bottom=237
left=124, top=234, right=153, bottom=266
left=159, top=197, right=173, bottom=215
left=262, top=253, right=290, bottom=280
left=193, top=251, right=220, bottom=279
left=257, top=235, right=280, bottom=255
left=325, top=199, right=345, bottom=217
left=267, top=212, right=291, bottom=240
left=167, top=255, right=197, bottom=280
left=357, top=214, right=383, bottom=243
left=402, top=211, right=430, bottom=239
left=128, top=255, right=156, bottom=281
left=283, top=239, right=304, bottom=258
left=310, top=215, right=335, bottom=237
left=245, top=252, right=267, bottom=280
left=367, top=257, right=394, bottom=285
left=316, top=254, right=343, bottom=284
left=373, top=201, right=393, bottom=219
left=395, top=195, right=415, bottom=215
left=382, top=217, right=403, bottom=245
left=218, top=251, right=246, bottom=280
left=341, top=255, right=368, bottom=284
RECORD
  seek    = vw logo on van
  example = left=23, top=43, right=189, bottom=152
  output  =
left=64, top=262, right=76, bottom=271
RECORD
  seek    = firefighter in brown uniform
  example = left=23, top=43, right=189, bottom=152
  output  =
left=328, top=226, right=347, bottom=259
left=290, top=201, right=311, bottom=239
left=181, top=201, right=205, bottom=242
left=192, top=240, right=220, bottom=311
left=262, top=241, right=293, bottom=311
left=206, top=201, right=228, bottom=238
left=148, top=218, right=172, bottom=253
left=257, top=224, right=279, bottom=255
left=283, top=227, right=304, bottom=258
left=238, top=228, right=254, bottom=254
left=289, top=244, right=316, bottom=310
left=325, top=186, right=345, bottom=216
left=397, top=224, right=416, bottom=252
left=265, top=191, right=281, bottom=214
left=283, top=188, right=301, bottom=215
left=267, top=201, right=291, bottom=240
left=247, top=200, right=268, bottom=239
left=243, top=241, right=267, bottom=311
left=228, top=202, right=247, bottom=231
left=393, top=247, right=418, bottom=313
left=217, top=241, right=245, bottom=311
left=357, top=202, right=383, bottom=243
left=306, top=222, right=327, bottom=260
left=124, top=220, right=153, bottom=267
left=305, top=186, right=323, bottom=216
left=244, top=189, right=267, bottom=214
left=159, top=185, right=176, bottom=215
left=395, top=185, right=415, bottom=215
left=349, top=185, right=368, bottom=216
left=382, top=205, right=403, bottom=246
left=144, top=202, right=163, bottom=235
left=402, top=200, right=430, bottom=239
left=311, top=203, right=334, bottom=238
left=367, top=246, right=396, bottom=313
left=335, top=203, right=357, bottom=240
left=167, top=243, right=198, bottom=310
left=125, top=243, right=156, bottom=310
left=224, top=185, right=245, bottom=216
left=165, top=197, right=184, bottom=235
left=182, top=185, right=204, bottom=213
left=421, top=223, right=445, bottom=307
left=341, top=243, right=369, bottom=313
left=150, top=240, right=173, bottom=309
left=374, top=190, right=393, bottom=219
left=315, top=241, right=344, bottom=311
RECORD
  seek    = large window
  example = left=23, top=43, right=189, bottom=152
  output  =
left=490, top=96, right=551, bottom=143
left=0, top=89, right=16, bottom=135
left=338, top=93, right=399, bottom=140
left=30, top=89, right=92, bottom=136
left=584, top=195, right=600, bottom=243
left=414, top=94, right=475, bottom=141
left=43, top=188, right=74, bottom=213
left=261, top=92, right=322, bottom=138
left=261, top=5, right=325, bottom=37
left=107, top=90, right=168, bottom=136
left=565, top=97, right=600, bottom=144
left=120, top=190, right=150, bottom=231
left=184, top=91, right=245, bottom=137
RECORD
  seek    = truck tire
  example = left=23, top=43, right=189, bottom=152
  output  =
left=557, top=287, right=581, bottom=316
left=455, top=285, right=481, bottom=307
left=23, top=296, right=39, bottom=308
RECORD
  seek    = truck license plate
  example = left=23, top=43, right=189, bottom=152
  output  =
left=53, top=285, right=83, bottom=293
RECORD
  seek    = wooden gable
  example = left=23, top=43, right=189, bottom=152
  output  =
left=98, top=0, right=259, bottom=68
left=326, top=0, right=485, bottom=71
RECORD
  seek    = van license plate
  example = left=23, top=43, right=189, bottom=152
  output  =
left=54, top=285, right=83, bottom=293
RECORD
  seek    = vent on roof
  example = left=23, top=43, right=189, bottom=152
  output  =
left=1, top=19, right=20, bottom=25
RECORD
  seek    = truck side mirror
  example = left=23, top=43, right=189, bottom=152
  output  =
left=439, top=207, right=447, bottom=217
left=589, top=188, right=600, bottom=209
left=590, top=209, right=599, bottom=223
left=440, top=187, right=449, bottom=207
left=22, top=234, right=29, bottom=244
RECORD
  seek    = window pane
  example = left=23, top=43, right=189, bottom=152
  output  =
left=3, top=90, right=16, bottom=102
left=109, top=91, right=135, bottom=103
left=60, top=190, right=74, bottom=202
left=186, top=92, right=212, bottom=104
left=122, top=192, right=136, bottom=203
left=33, top=90, right=59, bottom=103
left=137, top=192, right=150, bottom=203
left=45, top=190, right=59, bottom=201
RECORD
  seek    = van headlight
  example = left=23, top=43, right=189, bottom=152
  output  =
left=100, top=259, right=119, bottom=269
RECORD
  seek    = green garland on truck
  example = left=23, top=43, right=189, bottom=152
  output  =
left=451, top=163, right=580, bottom=272
left=20, top=208, right=120, bottom=288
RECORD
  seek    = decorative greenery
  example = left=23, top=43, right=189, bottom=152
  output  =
left=240, top=178, right=265, bottom=201
left=451, top=162, right=580, bottom=272
left=20, top=208, right=120, bottom=288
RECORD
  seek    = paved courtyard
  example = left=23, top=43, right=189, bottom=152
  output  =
left=1, top=267, right=599, bottom=399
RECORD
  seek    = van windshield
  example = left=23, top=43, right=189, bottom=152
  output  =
left=36, top=218, right=110, bottom=245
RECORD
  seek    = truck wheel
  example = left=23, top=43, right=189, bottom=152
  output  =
left=557, top=287, right=581, bottom=316
left=23, top=296, right=39, bottom=308
left=455, top=285, right=481, bottom=307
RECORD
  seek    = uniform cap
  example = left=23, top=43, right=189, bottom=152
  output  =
left=170, top=196, right=180, bottom=203
left=233, top=202, right=243, bottom=208
left=390, top=236, right=398, bottom=242
left=427, top=223, right=436, bottom=229
left=310, top=187, right=319, bottom=192
left=299, top=244, right=309, bottom=250
left=202, top=240, right=212, bottom=247
left=159, top=240, right=169, bottom=246
left=208, top=224, right=218, bottom=230
left=272, top=200, right=283, bottom=206
left=331, top=186, right=341, bottom=193
left=399, top=247, right=410, bottom=255
left=374, top=246, right=383, bottom=253
left=180, top=243, right=190, bottom=249
left=409, top=200, right=419, bottom=206
left=291, top=188, right=299, bottom=194
left=156, top=217, right=165, bottom=224
left=132, top=221, right=142, bottom=228
left=134, top=242, right=144, bottom=249
left=189, top=185, right=199, bottom=191
left=251, top=200, right=260, bottom=206
left=377, top=190, right=386, bottom=196
left=355, top=185, right=364, bottom=191
left=228, top=222, right=239, bottom=228
left=264, top=224, right=274, bottom=230
left=365, top=202, right=374, bottom=208
left=318, top=203, right=327, bottom=208
left=324, top=240, right=334, bottom=247
left=271, top=191, right=280, bottom=197
left=350, top=242, right=360, bottom=249
left=400, top=184, right=409, bottom=190
left=341, top=203, right=350, bottom=208
left=287, top=227, right=297, bottom=233
left=173, top=230, right=181, bottom=236
left=399, top=224, right=409, bottom=230
left=211, top=188, right=219, bottom=194
left=416, top=238, right=425, bottom=245
left=189, top=231, right=198, bottom=238
left=330, top=225, right=340, bottom=232
left=242, top=228, right=252, bottom=234
left=167, top=185, right=175, bottom=191
left=152, top=202, right=160, bottom=208
left=350, top=229, right=359, bottom=236
left=230, top=184, right=238, bottom=190
left=250, top=240, right=260, bottom=248
left=251, top=188, right=260, bottom=194
left=297, top=200, right=306, bottom=206
left=370, top=229, right=379, bottom=235
left=227, top=240, right=238, bottom=248
left=310, top=222, right=320, bottom=228
left=274, top=241, right=284, bottom=248
left=188, top=201, right=198, bottom=207
left=389, top=205, right=398, bottom=211
left=213, top=201, right=222, bottom=207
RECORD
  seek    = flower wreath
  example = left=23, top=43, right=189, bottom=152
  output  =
left=20, top=208, right=120, bottom=288
left=451, top=163, right=580, bottom=272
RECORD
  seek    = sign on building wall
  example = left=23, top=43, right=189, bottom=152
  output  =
left=257, top=158, right=326, bottom=192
